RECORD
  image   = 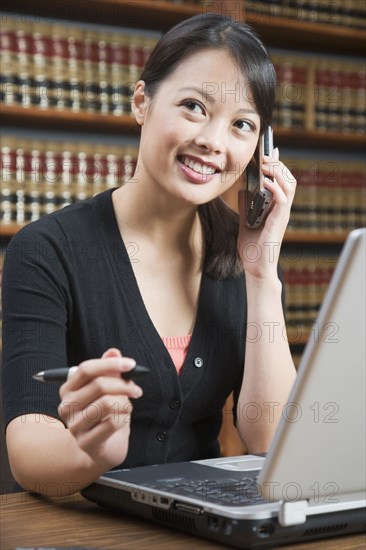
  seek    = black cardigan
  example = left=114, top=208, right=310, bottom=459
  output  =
left=2, top=189, right=280, bottom=468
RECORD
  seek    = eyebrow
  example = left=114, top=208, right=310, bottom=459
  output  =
left=177, top=86, right=258, bottom=115
left=178, top=86, right=215, bottom=103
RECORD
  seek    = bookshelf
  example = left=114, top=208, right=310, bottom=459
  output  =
left=0, top=223, right=351, bottom=244
left=2, top=0, right=365, bottom=54
left=1, top=104, right=365, bottom=150
left=1, top=0, right=365, bottom=458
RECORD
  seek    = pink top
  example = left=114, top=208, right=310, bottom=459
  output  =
left=161, top=334, right=192, bottom=374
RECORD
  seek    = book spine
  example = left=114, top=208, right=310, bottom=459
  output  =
left=67, top=27, right=84, bottom=113
left=43, top=141, right=61, bottom=216
left=0, top=138, right=17, bottom=224
left=355, top=65, right=366, bottom=134
left=83, top=29, right=100, bottom=114
left=272, top=53, right=307, bottom=130
left=98, top=31, right=112, bottom=115
left=1, top=18, right=19, bottom=106
left=110, top=33, right=130, bottom=116
left=284, top=156, right=366, bottom=234
left=0, top=136, right=139, bottom=224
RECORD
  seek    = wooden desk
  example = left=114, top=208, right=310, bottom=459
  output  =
left=1, top=492, right=365, bottom=550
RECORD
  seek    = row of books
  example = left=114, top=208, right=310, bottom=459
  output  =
left=1, top=137, right=138, bottom=225
left=0, top=16, right=159, bottom=115
left=1, top=136, right=365, bottom=231
left=281, top=156, right=366, bottom=232
left=1, top=17, right=365, bottom=135
left=245, top=0, right=366, bottom=29
left=271, top=52, right=365, bottom=134
left=280, top=254, right=338, bottom=343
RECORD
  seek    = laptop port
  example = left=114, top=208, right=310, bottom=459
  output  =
left=256, top=522, right=275, bottom=538
left=174, top=502, right=203, bottom=515
left=207, top=515, right=220, bottom=532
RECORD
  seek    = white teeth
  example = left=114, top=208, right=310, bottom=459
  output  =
left=181, top=156, right=216, bottom=175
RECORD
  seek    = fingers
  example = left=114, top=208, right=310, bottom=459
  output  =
left=63, top=356, right=137, bottom=392
left=76, top=413, right=131, bottom=456
left=102, top=347, right=122, bottom=359
left=60, top=374, right=142, bottom=417
left=58, top=351, right=143, bottom=433
left=237, top=188, right=247, bottom=230
left=60, top=394, right=133, bottom=440
left=262, top=148, right=297, bottom=204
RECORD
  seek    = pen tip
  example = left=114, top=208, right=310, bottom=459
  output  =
left=32, top=372, right=44, bottom=381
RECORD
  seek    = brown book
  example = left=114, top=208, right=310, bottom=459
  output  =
left=355, top=64, right=366, bottom=135
left=83, top=29, right=101, bottom=114
left=110, top=33, right=130, bottom=116
left=43, top=140, right=63, bottom=216
left=326, top=60, right=342, bottom=133
left=1, top=17, right=20, bottom=106
left=0, top=137, right=18, bottom=225
left=59, top=141, right=78, bottom=207
left=272, top=52, right=307, bottom=130
left=66, top=27, right=84, bottom=113
left=314, top=58, right=329, bottom=133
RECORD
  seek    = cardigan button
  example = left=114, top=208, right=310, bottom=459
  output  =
left=157, top=431, right=168, bottom=442
left=194, top=357, right=204, bottom=368
left=169, top=399, right=180, bottom=409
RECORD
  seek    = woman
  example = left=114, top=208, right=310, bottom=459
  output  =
left=2, top=14, right=297, bottom=496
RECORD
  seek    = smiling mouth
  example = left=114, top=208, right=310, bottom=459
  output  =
left=178, top=155, right=221, bottom=176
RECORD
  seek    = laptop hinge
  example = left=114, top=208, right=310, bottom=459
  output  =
left=278, top=500, right=309, bottom=527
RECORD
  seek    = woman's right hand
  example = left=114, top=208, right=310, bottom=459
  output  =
left=58, top=348, right=143, bottom=471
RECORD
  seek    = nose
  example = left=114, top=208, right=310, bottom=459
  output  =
left=194, top=120, right=226, bottom=155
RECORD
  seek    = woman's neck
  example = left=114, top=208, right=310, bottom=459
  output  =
left=112, top=181, right=203, bottom=255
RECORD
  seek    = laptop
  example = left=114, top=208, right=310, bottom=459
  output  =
left=82, top=227, right=366, bottom=549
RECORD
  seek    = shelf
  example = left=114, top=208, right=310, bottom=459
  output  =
left=2, top=1, right=365, bottom=55
left=273, top=128, right=366, bottom=152
left=1, top=222, right=349, bottom=244
left=284, top=231, right=348, bottom=244
left=1, top=0, right=202, bottom=31
left=247, top=15, right=366, bottom=56
left=0, top=105, right=139, bottom=136
left=286, top=330, right=310, bottom=346
left=0, top=225, right=26, bottom=237
left=2, top=105, right=365, bottom=150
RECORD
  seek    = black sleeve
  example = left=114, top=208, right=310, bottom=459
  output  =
left=1, top=218, right=72, bottom=428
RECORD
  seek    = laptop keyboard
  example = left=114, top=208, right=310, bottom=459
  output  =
left=143, top=476, right=264, bottom=506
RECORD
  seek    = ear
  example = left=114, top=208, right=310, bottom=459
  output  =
left=131, top=80, right=149, bottom=126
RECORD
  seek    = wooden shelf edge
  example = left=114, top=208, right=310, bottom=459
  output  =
left=287, top=333, right=310, bottom=348
left=2, top=0, right=202, bottom=31
left=3, top=0, right=365, bottom=52
left=248, top=14, right=366, bottom=54
left=2, top=105, right=365, bottom=149
left=1, top=222, right=349, bottom=244
left=0, top=224, right=26, bottom=237
left=284, top=231, right=348, bottom=244
left=1, top=104, right=140, bottom=135
left=274, top=127, right=366, bottom=150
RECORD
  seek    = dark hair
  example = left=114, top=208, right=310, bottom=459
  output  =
left=139, top=14, right=276, bottom=280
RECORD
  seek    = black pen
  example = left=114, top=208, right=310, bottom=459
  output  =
left=32, top=364, right=150, bottom=383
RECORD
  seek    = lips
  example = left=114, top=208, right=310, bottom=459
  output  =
left=177, top=154, right=223, bottom=185
left=179, top=155, right=220, bottom=176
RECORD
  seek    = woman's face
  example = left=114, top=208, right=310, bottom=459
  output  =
left=133, top=48, right=261, bottom=206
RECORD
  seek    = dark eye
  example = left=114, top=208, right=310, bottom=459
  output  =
left=235, top=120, right=255, bottom=132
left=183, top=100, right=205, bottom=115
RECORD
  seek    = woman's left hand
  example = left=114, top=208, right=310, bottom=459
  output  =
left=237, top=147, right=297, bottom=280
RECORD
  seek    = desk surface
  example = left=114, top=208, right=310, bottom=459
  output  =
left=1, top=492, right=365, bottom=550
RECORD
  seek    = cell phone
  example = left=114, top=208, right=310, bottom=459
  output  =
left=246, top=126, right=274, bottom=228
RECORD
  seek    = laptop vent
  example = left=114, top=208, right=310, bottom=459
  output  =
left=152, top=508, right=197, bottom=531
left=304, top=523, right=348, bottom=537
